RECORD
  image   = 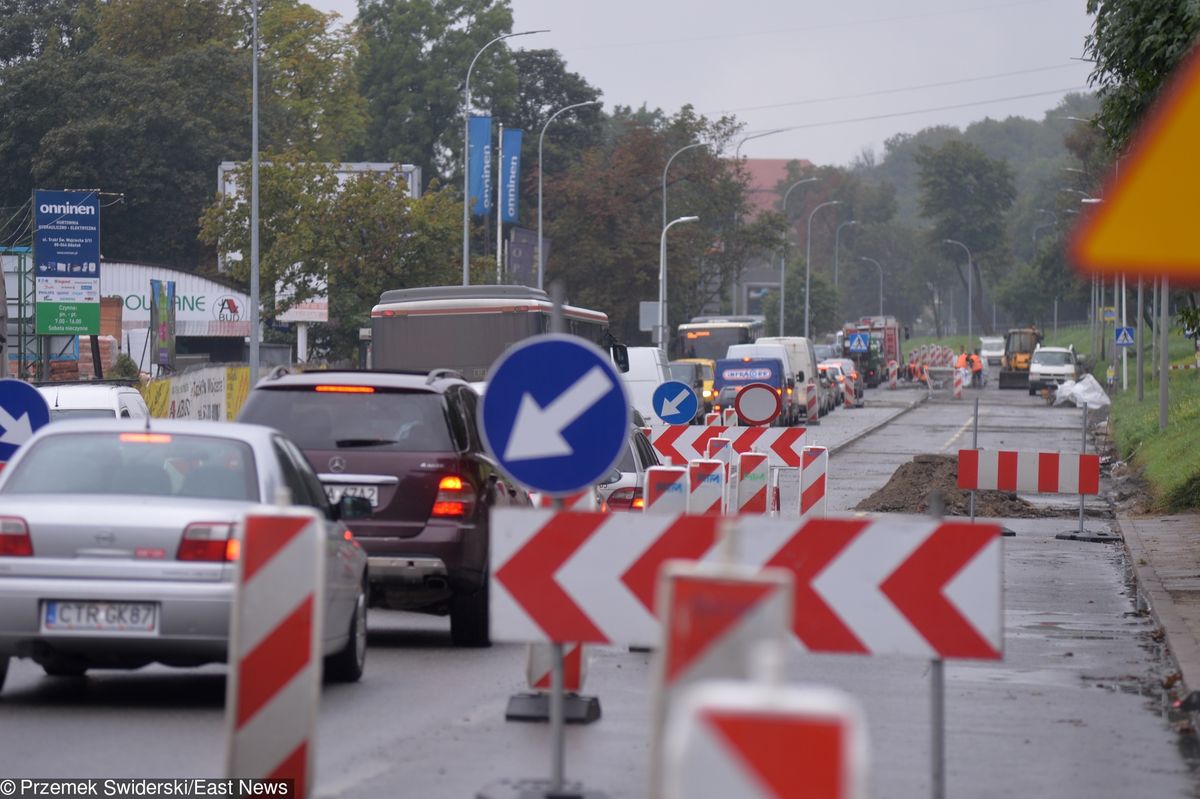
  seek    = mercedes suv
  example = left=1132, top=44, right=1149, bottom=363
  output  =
left=237, top=369, right=528, bottom=646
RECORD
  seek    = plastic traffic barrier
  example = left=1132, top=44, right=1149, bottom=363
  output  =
left=799, top=445, right=828, bottom=521
left=644, top=466, right=689, bottom=515
left=687, top=459, right=726, bottom=515
left=226, top=506, right=325, bottom=798
left=735, top=452, right=770, bottom=514
left=953, top=368, right=964, bottom=400
left=842, top=378, right=856, bottom=408
left=957, top=449, right=1101, bottom=494
left=805, top=382, right=821, bottom=425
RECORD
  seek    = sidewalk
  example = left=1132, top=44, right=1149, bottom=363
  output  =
left=1119, top=514, right=1200, bottom=695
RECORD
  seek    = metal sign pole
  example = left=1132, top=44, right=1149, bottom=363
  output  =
left=969, top=396, right=979, bottom=522
left=549, top=497, right=567, bottom=795
left=932, top=659, right=945, bottom=799
left=1078, top=402, right=1088, bottom=537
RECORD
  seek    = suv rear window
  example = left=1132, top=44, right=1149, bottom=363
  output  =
left=240, top=386, right=455, bottom=452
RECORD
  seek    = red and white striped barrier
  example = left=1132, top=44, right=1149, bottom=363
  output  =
left=805, top=382, right=820, bottom=424
left=842, top=377, right=856, bottom=408
left=957, top=449, right=1101, bottom=494
left=888, top=360, right=899, bottom=389
left=952, top=369, right=964, bottom=399
left=687, top=460, right=726, bottom=514
left=663, top=681, right=868, bottom=799
left=645, top=466, right=689, bottom=515
left=735, top=452, right=770, bottom=514
left=705, top=436, right=731, bottom=464
left=705, top=411, right=720, bottom=426
left=722, top=408, right=738, bottom=427
left=652, top=425, right=807, bottom=468
left=226, top=506, right=325, bottom=797
left=800, top=445, right=828, bottom=521
left=527, top=642, right=587, bottom=692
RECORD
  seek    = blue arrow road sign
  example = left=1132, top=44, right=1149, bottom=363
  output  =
left=652, top=380, right=698, bottom=425
left=1115, top=327, right=1135, bottom=347
left=0, top=379, right=50, bottom=462
left=848, top=333, right=869, bottom=353
left=480, top=334, right=631, bottom=495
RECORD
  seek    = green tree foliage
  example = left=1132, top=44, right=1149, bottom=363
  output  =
left=0, top=0, right=95, bottom=66
left=356, top=0, right=514, bottom=180
left=762, top=268, right=836, bottom=341
left=1085, top=0, right=1200, bottom=150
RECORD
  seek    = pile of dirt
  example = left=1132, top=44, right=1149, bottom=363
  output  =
left=854, top=454, right=1051, bottom=518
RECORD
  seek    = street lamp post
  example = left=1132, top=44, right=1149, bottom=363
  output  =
left=659, top=216, right=700, bottom=356
left=249, top=0, right=260, bottom=378
left=462, top=29, right=548, bottom=287
left=804, top=200, right=841, bottom=339
left=537, top=99, right=601, bottom=290
left=858, top=256, right=884, bottom=316
left=833, top=219, right=858, bottom=288
left=944, top=239, right=973, bottom=345
left=778, top=177, right=820, bottom=336
left=663, top=142, right=706, bottom=233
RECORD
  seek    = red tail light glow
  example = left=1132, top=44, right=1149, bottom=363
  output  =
left=0, top=516, right=32, bottom=556
left=120, top=433, right=172, bottom=444
left=178, top=522, right=237, bottom=562
left=431, top=475, right=474, bottom=518
left=607, top=487, right=642, bottom=511
left=315, top=385, right=375, bottom=394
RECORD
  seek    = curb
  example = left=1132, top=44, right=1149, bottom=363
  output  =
left=1118, top=516, right=1200, bottom=695
left=827, top=390, right=930, bottom=457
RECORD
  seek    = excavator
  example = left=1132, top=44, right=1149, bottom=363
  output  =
left=998, top=326, right=1044, bottom=389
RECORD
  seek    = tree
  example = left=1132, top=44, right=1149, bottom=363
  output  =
left=0, top=0, right=95, bottom=67
left=915, top=139, right=1016, bottom=334
left=93, top=0, right=236, bottom=60
left=1085, top=1, right=1200, bottom=149
left=763, top=267, right=837, bottom=341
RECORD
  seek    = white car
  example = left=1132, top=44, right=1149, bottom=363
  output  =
left=36, top=381, right=150, bottom=420
left=1028, top=346, right=1079, bottom=395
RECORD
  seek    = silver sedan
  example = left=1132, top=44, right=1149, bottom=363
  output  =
left=0, top=419, right=369, bottom=692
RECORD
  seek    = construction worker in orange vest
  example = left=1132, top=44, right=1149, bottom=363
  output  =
left=969, top=350, right=983, bottom=387
left=955, top=348, right=969, bottom=370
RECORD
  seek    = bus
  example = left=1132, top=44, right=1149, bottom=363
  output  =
left=676, top=315, right=765, bottom=361
left=369, top=285, right=612, bottom=381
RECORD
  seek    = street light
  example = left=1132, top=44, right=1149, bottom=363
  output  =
left=249, top=0, right=260, bottom=377
left=462, top=29, right=548, bottom=286
left=943, top=239, right=973, bottom=344
left=778, top=177, right=820, bottom=336
left=804, top=200, right=841, bottom=339
left=659, top=216, right=700, bottom=356
left=833, top=219, right=858, bottom=288
left=858, top=256, right=884, bottom=316
left=537, top=99, right=601, bottom=290
left=663, top=142, right=706, bottom=233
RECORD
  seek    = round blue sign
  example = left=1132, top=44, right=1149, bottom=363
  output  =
left=0, top=379, right=51, bottom=462
left=480, top=335, right=631, bottom=496
left=651, top=380, right=699, bottom=425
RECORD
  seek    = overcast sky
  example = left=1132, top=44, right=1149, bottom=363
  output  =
left=309, top=0, right=1095, bottom=166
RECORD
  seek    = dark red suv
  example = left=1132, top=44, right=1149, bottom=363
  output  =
left=237, top=369, right=526, bottom=646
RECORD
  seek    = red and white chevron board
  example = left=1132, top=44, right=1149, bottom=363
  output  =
left=800, top=446, right=828, bottom=520
left=663, top=682, right=868, bottom=799
left=645, top=466, right=689, bottom=514
left=957, top=449, right=1100, bottom=495
left=735, top=452, right=770, bottom=514
left=490, top=509, right=1004, bottom=658
left=527, top=642, right=587, bottom=692
left=687, top=460, right=726, bottom=515
left=226, top=507, right=325, bottom=797
left=651, top=425, right=807, bottom=468
left=805, top=383, right=820, bottom=424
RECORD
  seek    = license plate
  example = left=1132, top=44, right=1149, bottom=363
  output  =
left=42, top=601, right=158, bottom=633
left=325, top=484, right=379, bottom=508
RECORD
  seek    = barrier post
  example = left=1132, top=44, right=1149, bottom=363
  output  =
left=953, top=369, right=964, bottom=400
left=735, top=452, right=770, bottom=514
left=970, top=397, right=979, bottom=521
left=1078, top=402, right=1087, bottom=537
left=805, top=382, right=820, bottom=425
left=799, top=445, right=828, bottom=521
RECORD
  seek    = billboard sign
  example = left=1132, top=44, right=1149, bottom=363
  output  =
left=34, top=189, right=101, bottom=335
left=150, top=279, right=177, bottom=370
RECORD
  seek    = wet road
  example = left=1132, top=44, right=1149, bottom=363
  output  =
left=1, top=382, right=1195, bottom=797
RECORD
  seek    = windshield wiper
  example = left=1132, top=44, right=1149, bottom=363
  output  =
left=334, top=438, right=398, bottom=448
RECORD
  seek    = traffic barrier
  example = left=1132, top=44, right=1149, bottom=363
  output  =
left=528, top=642, right=586, bottom=692
left=687, top=460, right=726, bottom=515
left=735, top=452, right=770, bottom=513
left=770, top=467, right=800, bottom=519
left=953, top=368, right=964, bottom=399
left=662, top=680, right=868, bottom=799
left=799, top=445, right=828, bottom=521
left=705, top=411, right=720, bottom=426
left=490, top=510, right=1003, bottom=658
left=805, top=382, right=820, bottom=425
left=888, top=360, right=899, bottom=389
left=531, top=491, right=593, bottom=509
left=651, top=561, right=795, bottom=796
left=652, top=424, right=806, bottom=467
left=722, top=407, right=738, bottom=427
left=226, top=506, right=325, bottom=797
left=644, top=466, right=689, bottom=514
left=841, top=377, right=856, bottom=408
left=957, top=449, right=1101, bottom=495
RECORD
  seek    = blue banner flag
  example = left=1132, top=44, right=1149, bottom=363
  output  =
left=468, top=116, right=493, bottom=217
left=500, top=128, right=524, bottom=224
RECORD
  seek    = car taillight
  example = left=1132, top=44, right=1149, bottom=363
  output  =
left=0, top=516, right=32, bottom=556
left=177, top=522, right=237, bottom=562
left=431, top=475, right=475, bottom=518
left=607, top=487, right=641, bottom=511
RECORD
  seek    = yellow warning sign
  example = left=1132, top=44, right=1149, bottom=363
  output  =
left=1071, top=45, right=1200, bottom=281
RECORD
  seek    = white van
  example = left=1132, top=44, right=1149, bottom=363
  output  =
left=755, top=336, right=822, bottom=420
left=36, top=382, right=150, bottom=420
left=725, top=342, right=802, bottom=425
left=621, top=347, right=671, bottom=424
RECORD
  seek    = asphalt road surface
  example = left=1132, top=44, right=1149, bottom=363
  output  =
left=1, top=381, right=1196, bottom=798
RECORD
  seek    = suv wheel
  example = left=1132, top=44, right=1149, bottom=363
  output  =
left=325, top=582, right=367, bottom=683
left=451, top=578, right=491, bottom=648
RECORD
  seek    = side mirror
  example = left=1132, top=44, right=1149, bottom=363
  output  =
left=610, top=344, right=630, bottom=373
left=336, top=495, right=374, bottom=521
left=599, top=469, right=622, bottom=486
left=796, top=371, right=805, bottom=383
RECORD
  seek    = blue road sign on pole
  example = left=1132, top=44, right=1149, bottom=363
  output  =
left=1115, top=327, right=1135, bottom=347
left=0, top=379, right=50, bottom=462
left=848, top=333, right=869, bottom=353
left=480, top=334, right=631, bottom=495
left=651, top=380, right=698, bottom=425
